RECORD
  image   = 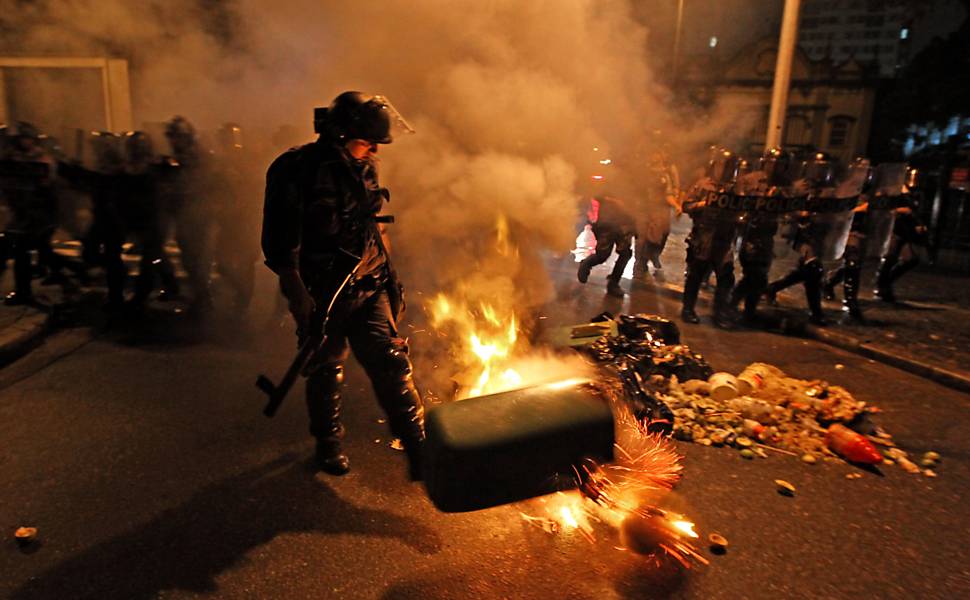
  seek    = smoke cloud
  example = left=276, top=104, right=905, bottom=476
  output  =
left=3, top=1, right=754, bottom=383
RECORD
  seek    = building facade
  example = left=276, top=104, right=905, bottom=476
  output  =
left=680, top=37, right=879, bottom=162
left=799, top=0, right=911, bottom=77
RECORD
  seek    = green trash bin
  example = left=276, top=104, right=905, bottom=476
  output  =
left=422, top=381, right=615, bottom=512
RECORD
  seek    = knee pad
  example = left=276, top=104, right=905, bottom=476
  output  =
left=307, top=363, right=344, bottom=389
left=381, top=346, right=413, bottom=381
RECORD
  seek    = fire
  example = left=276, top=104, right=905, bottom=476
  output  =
left=520, top=401, right=706, bottom=568
left=428, top=213, right=530, bottom=399
left=431, top=293, right=521, bottom=398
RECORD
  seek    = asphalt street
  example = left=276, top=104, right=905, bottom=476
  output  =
left=1, top=262, right=968, bottom=600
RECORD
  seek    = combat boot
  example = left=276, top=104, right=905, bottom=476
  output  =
left=4, top=290, right=34, bottom=306
left=874, top=257, right=897, bottom=302
left=577, top=260, right=593, bottom=284
left=841, top=264, right=865, bottom=322
left=307, top=365, right=349, bottom=476
left=765, top=267, right=804, bottom=306
left=680, top=264, right=703, bottom=324
left=606, top=280, right=626, bottom=298
left=822, top=269, right=840, bottom=301
left=804, top=261, right=827, bottom=327
left=315, top=440, right=350, bottom=476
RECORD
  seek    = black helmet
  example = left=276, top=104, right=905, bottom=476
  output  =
left=759, top=147, right=794, bottom=186
left=12, top=121, right=41, bottom=140
left=164, top=115, right=195, bottom=140
left=91, top=131, right=124, bottom=172
left=706, top=148, right=741, bottom=185
left=315, top=91, right=394, bottom=144
left=801, top=151, right=836, bottom=187
left=124, top=131, right=155, bottom=164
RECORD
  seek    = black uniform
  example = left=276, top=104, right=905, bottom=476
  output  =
left=728, top=171, right=781, bottom=321
left=58, top=162, right=129, bottom=306
left=577, top=195, right=636, bottom=297
left=262, top=139, right=424, bottom=473
left=0, top=151, right=60, bottom=305
left=681, top=178, right=738, bottom=326
left=823, top=204, right=868, bottom=319
left=875, top=195, right=925, bottom=302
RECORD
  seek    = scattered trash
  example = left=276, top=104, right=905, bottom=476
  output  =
left=923, top=451, right=941, bottom=462
left=923, top=469, right=937, bottom=478
left=569, top=315, right=929, bottom=477
left=708, top=372, right=740, bottom=401
left=708, top=533, right=729, bottom=554
left=389, top=438, right=404, bottom=451
left=886, top=448, right=921, bottom=474
left=775, top=480, right=796, bottom=496
left=845, top=473, right=863, bottom=480
left=14, top=527, right=37, bottom=546
left=825, top=424, right=882, bottom=464
left=376, top=418, right=386, bottom=424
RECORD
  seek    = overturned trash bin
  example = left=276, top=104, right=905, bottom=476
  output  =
left=423, top=380, right=615, bottom=512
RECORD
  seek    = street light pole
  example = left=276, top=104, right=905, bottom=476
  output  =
left=672, top=0, right=685, bottom=79
left=766, top=0, right=802, bottom=149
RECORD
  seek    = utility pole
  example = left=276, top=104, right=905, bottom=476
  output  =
left=766, top=0, right=802, bottom=149
left=671, top=0, right=685, bottom=81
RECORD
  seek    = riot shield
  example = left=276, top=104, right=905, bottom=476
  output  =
left=866, top=163, right=907, bottom=259
left=730, top=172, right=785, bottom=264
left=808, top=163, right=866, bottom=261
left=684, top=178, right=741, bottom=265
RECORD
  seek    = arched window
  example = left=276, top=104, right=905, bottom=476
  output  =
left=785, top=113, right=811, bottom=146
left=828, top=116, right=855, bottom=147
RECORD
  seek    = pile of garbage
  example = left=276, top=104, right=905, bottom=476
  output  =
left=656, top=364, right=938, bottom=475
left=572, top=313, right=940, bottom=476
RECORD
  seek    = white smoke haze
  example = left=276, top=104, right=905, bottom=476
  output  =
left=4, top=0, right=755, bottom=380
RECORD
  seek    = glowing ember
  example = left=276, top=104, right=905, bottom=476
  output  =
left=559, top=506, right=580, bottom=529
left=520, top=398, right=706, bottom=567
left=671, top=519, right=698, bottom=539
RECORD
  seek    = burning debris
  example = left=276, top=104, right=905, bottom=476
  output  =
left=517, top=402, right=706, bottom=568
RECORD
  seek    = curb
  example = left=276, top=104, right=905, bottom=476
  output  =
left=641, top=278, right=970, bottom=395
left=0, top=308, right=53, bottom=368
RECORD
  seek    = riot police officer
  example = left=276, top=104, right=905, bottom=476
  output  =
left=58, top=132, right=129, bottom=308
left=123, top=131, right=181, bottom=309
left=680, top=148, right=741, bottom=327
left=212, top=123, right=258, bottom=313
left=823, top=157, right=873, bottom=321
left=728, top=148, right=792, bottom=323
left=262, top=91, right=424, bottom=478
left=765, top=153, right=839, bottom=326
left=577, top=193, right=636, bottom=298
left=0, top=122, right=59, bottom=305
left=874, top=166, right=927, bottom=303
left=164, top=116, right=215, bottom=311
left=633, top=151, right=680, bottom=279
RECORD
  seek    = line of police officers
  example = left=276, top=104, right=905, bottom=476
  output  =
left=0, top=117, right=259, bottom=312
left=679, top=147, right=927, bottom=328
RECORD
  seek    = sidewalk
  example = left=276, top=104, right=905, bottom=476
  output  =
left=628, top=220, right=970, bottom=393
left=0, top=274, right=60, bottom=367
